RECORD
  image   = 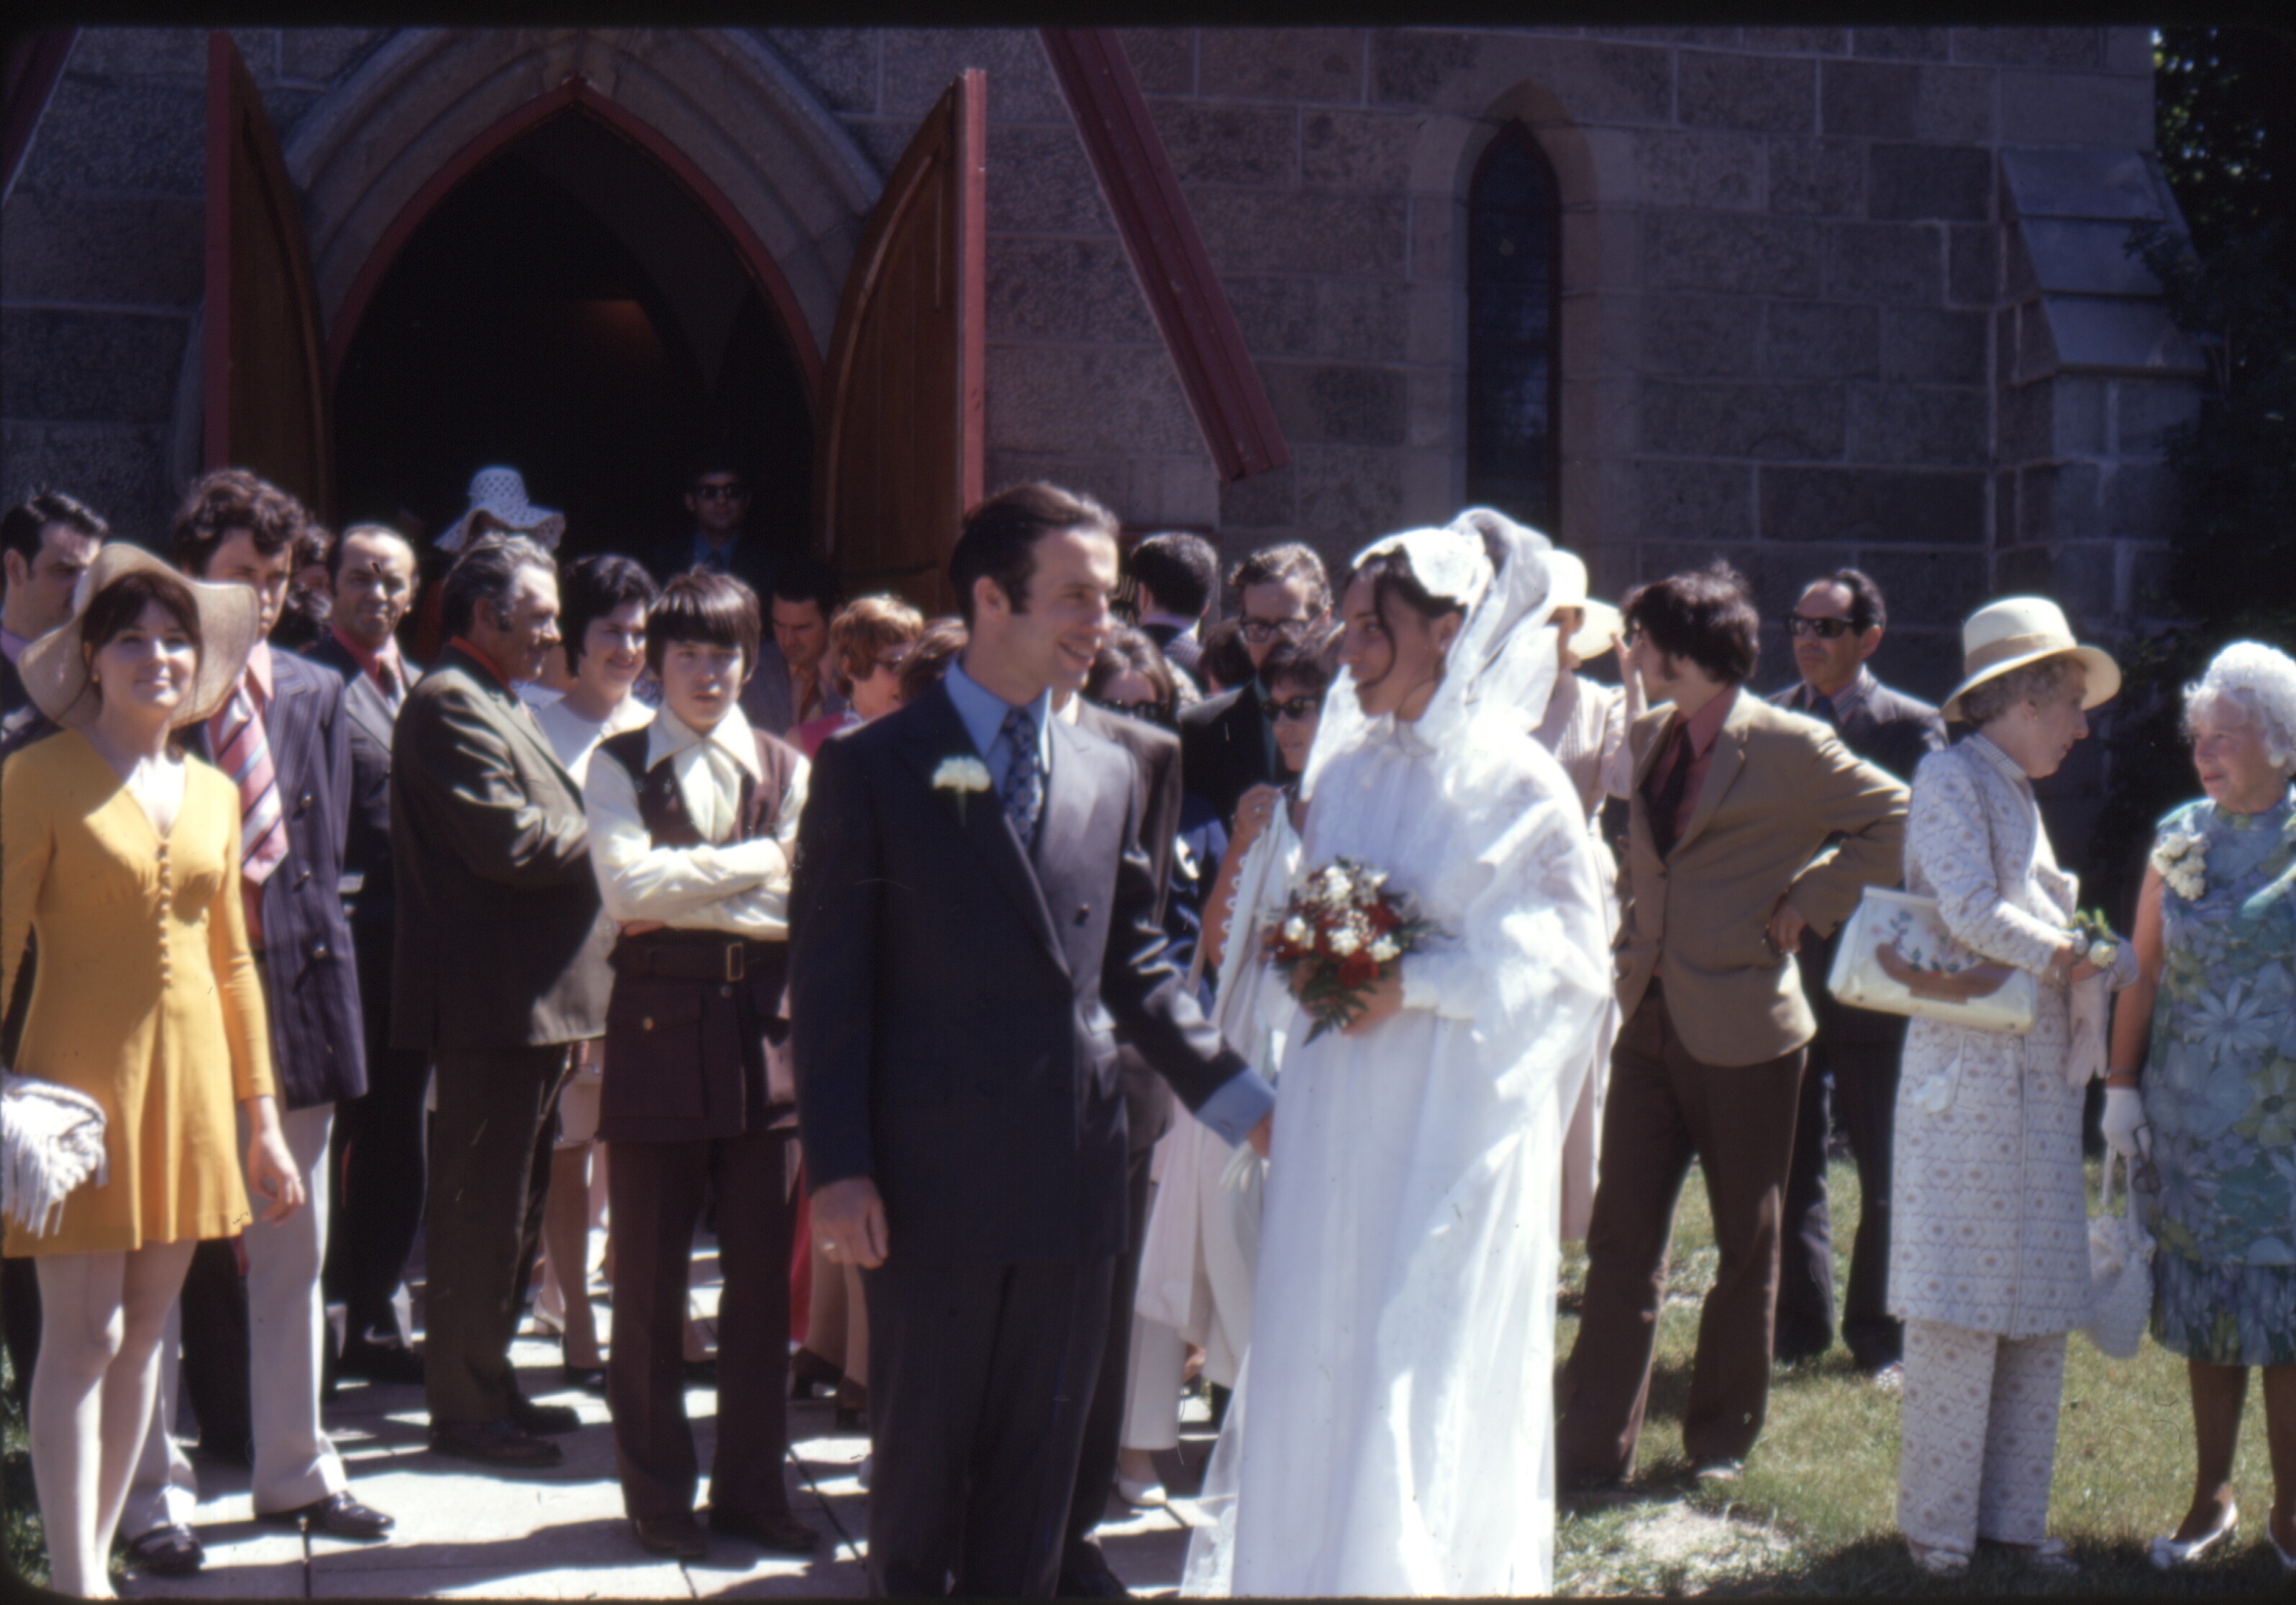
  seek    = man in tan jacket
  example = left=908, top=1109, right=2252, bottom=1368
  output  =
left=1556, top=561, right=1907, bottom=1488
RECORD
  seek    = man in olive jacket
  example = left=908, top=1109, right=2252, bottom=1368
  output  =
left=391, top=534, right=616, bottom=1468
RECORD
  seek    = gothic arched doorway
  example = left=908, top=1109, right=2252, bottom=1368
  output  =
left=331, top=101, right=814, bottom=562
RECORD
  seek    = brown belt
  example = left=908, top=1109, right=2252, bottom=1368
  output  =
left=613, top=938, right=755, bottom=984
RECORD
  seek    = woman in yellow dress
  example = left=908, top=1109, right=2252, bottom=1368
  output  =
left=2, top=544, right=304, bottom=1598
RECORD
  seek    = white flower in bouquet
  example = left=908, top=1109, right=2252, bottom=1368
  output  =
left=1283, top=915, right=1311, bottom=946
left=1329, top=925, right=1363, bottom=958
left=1369, top=935, right=1401, bottom=964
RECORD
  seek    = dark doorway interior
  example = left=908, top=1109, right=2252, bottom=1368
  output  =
left=334, top=107, right=812, bottom=564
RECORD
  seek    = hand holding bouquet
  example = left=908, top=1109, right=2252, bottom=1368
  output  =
left=2067, top=907, right=2120, bottom=969
left=1265, top=859, right=1439, bottom=1043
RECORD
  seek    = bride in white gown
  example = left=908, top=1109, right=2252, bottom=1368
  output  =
left=1180, top=509, right=1614, bottom=1598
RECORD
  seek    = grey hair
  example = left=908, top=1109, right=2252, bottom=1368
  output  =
left=441, top=533, right=556, bottom=639
left=2183, top=640, right=2296, bottom=772
left=1961, top=652, right=2086, bottom=727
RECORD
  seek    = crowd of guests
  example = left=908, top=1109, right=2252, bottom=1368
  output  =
left=1, top=455, right=2292, bottom=1596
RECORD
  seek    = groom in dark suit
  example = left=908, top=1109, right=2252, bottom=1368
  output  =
left=792, top=483, right=1275, bottom=1597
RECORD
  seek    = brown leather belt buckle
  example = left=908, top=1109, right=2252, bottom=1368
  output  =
left=724, top=942, right=746, bottom=984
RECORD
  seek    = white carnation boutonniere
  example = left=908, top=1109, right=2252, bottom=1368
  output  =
left=2151, top=826, right=2208, bottom=901
left=932, top=755, right=992, bottom=823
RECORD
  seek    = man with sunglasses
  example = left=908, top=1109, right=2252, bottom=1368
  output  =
left=1177, top=542, right=1330, bottom=830
left=1767, top=570, right=1945, bottom=1384
left=647, top=459, right=780, bottom=603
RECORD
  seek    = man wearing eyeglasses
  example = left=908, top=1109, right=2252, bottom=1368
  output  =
left=1177, top=542, right=1330, bottom=829
left=1767, top=570, right=1945, bottom=1385
left=647, top=460, right=780, bottom=603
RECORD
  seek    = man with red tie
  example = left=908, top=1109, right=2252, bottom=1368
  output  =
left=122, top=472, right=392, bottom=1578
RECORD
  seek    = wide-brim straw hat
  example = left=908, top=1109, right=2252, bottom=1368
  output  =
left=436, top=466, right=564, bottom=554
left=1940, top=595, right=2121, bottom=723
left=1544, top=549, right=1623, bottom=659
left=17, top=543, right=259, bottom=731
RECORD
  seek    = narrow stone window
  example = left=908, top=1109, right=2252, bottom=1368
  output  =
left=1466, top=122, right=1561, bottom=532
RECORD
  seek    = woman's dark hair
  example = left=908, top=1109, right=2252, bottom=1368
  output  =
left=560, top=554, right=660, bottom=669
left=898, top=616, right=969, bottom=705
left=1198, top=616, right=1254, bottom=694
left=170, top=467, right=306, bottom=577
left=1347, top=549, right=1471, bottom=631
left=949, top=481, right=1119, bottom=626
left=646, top=570, right=762, bottom=676
left=826, top=594, right=926, bottom=697
left=441, top=534, right=556, bottom=639
left=81, top=569, right=202, bottom=667
left=1622, top=559, right=1760, bottom=686
left=1086, top=626, right=1179, bottom=725
left=1257, top=639, right=1333, bottom=701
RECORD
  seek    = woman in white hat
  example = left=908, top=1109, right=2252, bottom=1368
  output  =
left=1, top=547, right=305, bottom=1597
left=413, top=467, right=565, bottom=663
left=1887, top=596, right=2138, bottom=1576
left=1529, top=547, right=1637, bottom=1241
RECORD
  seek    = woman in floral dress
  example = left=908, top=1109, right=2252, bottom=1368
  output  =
left=2109, top=641, right=2296, bottom=1573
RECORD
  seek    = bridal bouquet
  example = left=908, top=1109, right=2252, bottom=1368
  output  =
left=1265, top=859, right=1439, bottom=1043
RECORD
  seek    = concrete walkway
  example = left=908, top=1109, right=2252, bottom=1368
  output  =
left=118, top=1249, right=1206, bottom=1599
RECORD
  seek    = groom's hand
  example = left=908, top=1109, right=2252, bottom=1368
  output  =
left=813, top=1177, right=890, bottom=1268
left=1247, top=1112, right=1272, bottom=1158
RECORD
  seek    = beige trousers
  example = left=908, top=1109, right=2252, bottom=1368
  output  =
left=27, top=1240, right=196, bottom=1599
left=1896, top=1317, right=2067, bottom=1554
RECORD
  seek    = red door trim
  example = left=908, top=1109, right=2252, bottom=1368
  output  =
left=1039, top=28, right=1288, bottom=483
left=324, top=78, right=824, bottom=399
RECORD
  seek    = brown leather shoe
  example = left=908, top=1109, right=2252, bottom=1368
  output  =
left=706, top=1506, right=819, bottom=1554
left=632, top=1513, right=709, bottom=1559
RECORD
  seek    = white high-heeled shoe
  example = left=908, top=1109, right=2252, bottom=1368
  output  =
left=2148, top=1502, right=2237, bottom=1570
left=1905, top=1540, right=1967, bottom=1575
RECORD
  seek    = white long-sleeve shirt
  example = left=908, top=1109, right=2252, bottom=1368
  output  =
left=581, top=704, right=808, bottom=942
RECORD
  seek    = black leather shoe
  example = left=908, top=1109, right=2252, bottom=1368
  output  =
left=507, top=1395, right=583, bottom=1435
left=429, top=1419, right=562, bottom=1467
left=632, top=1514, right=708, bottom=1559
left=789, top=1347, right=842, bottom=1399
left=339, top=1338, right=427, bottom=1386
left=265, top=1491, right=396, bottom=1540
left=123, top=1524, right=204, bottom=1576
left=706, top=1505, right=820, bottom=1554
left=562, top=1362, right=608, bottom=1394
left=1057, top=1545, right=1132, bottom=1597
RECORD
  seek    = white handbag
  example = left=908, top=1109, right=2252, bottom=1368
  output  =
left=2081, top=1150, right=2156, bottom=1360
left=1827, top=886, right=2038, bottom=1035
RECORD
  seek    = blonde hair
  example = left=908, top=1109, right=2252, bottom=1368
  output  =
left=826, top=593, right=925, bottom=697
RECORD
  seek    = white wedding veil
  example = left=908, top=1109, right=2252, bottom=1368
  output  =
left=1299, top=506, right=1563, bottom=802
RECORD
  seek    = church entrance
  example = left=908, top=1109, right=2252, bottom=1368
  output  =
left=330, top=105, right=814, bottom=563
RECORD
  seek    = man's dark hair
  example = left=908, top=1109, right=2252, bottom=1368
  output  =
left=560, top=554, right=660, bottom=669
left=949, top=482, right=1119, bottom=626
left=328, top=521, right=416, bottom=583
left=1198, top=617, right=1254, bottom=693
left=441, top=534, right=557, bottom=640
left=1129, top=532, right=1218, bottom=620
left=647, top=570, right=761, bottom=677
left=293, top=523, right=334, bottom=575
left=270, top=582, right=333, bottom=652
left=1623, top=559, right=1761, bottom=686
left=1813, top=567, right=1887, bottom=636
left=2, top=489, right=108, bottom=567
left=898, top=615, right=969, bottom=705
left=685, top=454, right=749, bottom=490
left=1347, top=549, right=1470, bottom=629
left=1085, top=626, right=1179, bottom=726
left=171, top=467, right=306, bottom=577
left=770, top=550, right=841, bottom=615
left=1229, top=541, right=1330, bottom=613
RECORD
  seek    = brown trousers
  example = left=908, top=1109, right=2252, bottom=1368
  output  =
left=1557, top=989, right=1808, bottom=1478
left=606, top=1128, right=798, bottom=1521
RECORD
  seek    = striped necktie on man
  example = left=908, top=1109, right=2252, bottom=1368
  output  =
left=209, top=680, right=289, bottom=943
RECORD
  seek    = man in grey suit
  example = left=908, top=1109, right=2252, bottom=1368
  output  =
left=308, top=524, right=429, bottom=1384
left=392, top=534, right=616, bottom=1467
left=1767, top=570, right=1946, bottom=1378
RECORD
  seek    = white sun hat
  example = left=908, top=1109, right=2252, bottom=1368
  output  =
left=434, top=467, right=565, bottom=555
left=1940, top=596, right=2121, bottom=723
left=1544, top=549, right=1623, bottom=660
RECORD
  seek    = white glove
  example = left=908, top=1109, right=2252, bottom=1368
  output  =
left=2101, top=1085, right=2151, bottom=1160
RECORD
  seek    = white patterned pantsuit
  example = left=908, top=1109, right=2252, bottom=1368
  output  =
left=1895, top=1317, right=2066, bottom=1555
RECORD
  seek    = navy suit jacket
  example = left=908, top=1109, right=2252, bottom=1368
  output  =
left=186, top=649, right=368, bottom=1110
left=301, top=634, right=419, bottom=939
left=1177, top=682, right=1274, bottom=832
left=789, top=680, right=1249, bottom=1262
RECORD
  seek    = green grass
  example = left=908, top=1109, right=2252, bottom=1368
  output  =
left=2, top=1350, right=46, bottom=1590
left=1554, top=1156, right=2293, bottom=1596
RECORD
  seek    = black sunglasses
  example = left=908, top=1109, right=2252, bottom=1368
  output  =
left=1095, top=697, right=1168, bottom=724
left=693, top=482, right=749, bottom=500
left=1240, top=616, right=1313, bottom=645
left=1783, top=613, right=1856, bottom=639
left=1259, top=695, right=1325, bottom=721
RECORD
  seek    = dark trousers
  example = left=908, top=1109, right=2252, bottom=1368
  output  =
left=862, top=1256, right=1114, bottom=1597
left=1774, top=1021, right=1905, bottom=1371
left=173, top=1238, right=255, bottom=1458
left=1557, top=990, right=1808, bottom=1478
left=1062, top=1145, right=1156, bottom=1576
left=606, top=1128, right=797, bottom=1521
left=424, top=1043, right=570, bottom=1427
left=2, top=1256, right=38, bottom=1408
left=324, top=936, right=431, bottom=1345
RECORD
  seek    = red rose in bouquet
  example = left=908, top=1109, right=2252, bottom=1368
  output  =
left=1265, top=858, right=1440, bottom=1043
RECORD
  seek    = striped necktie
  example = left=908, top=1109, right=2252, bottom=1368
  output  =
left=209, top=680, right=288, bottom=943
